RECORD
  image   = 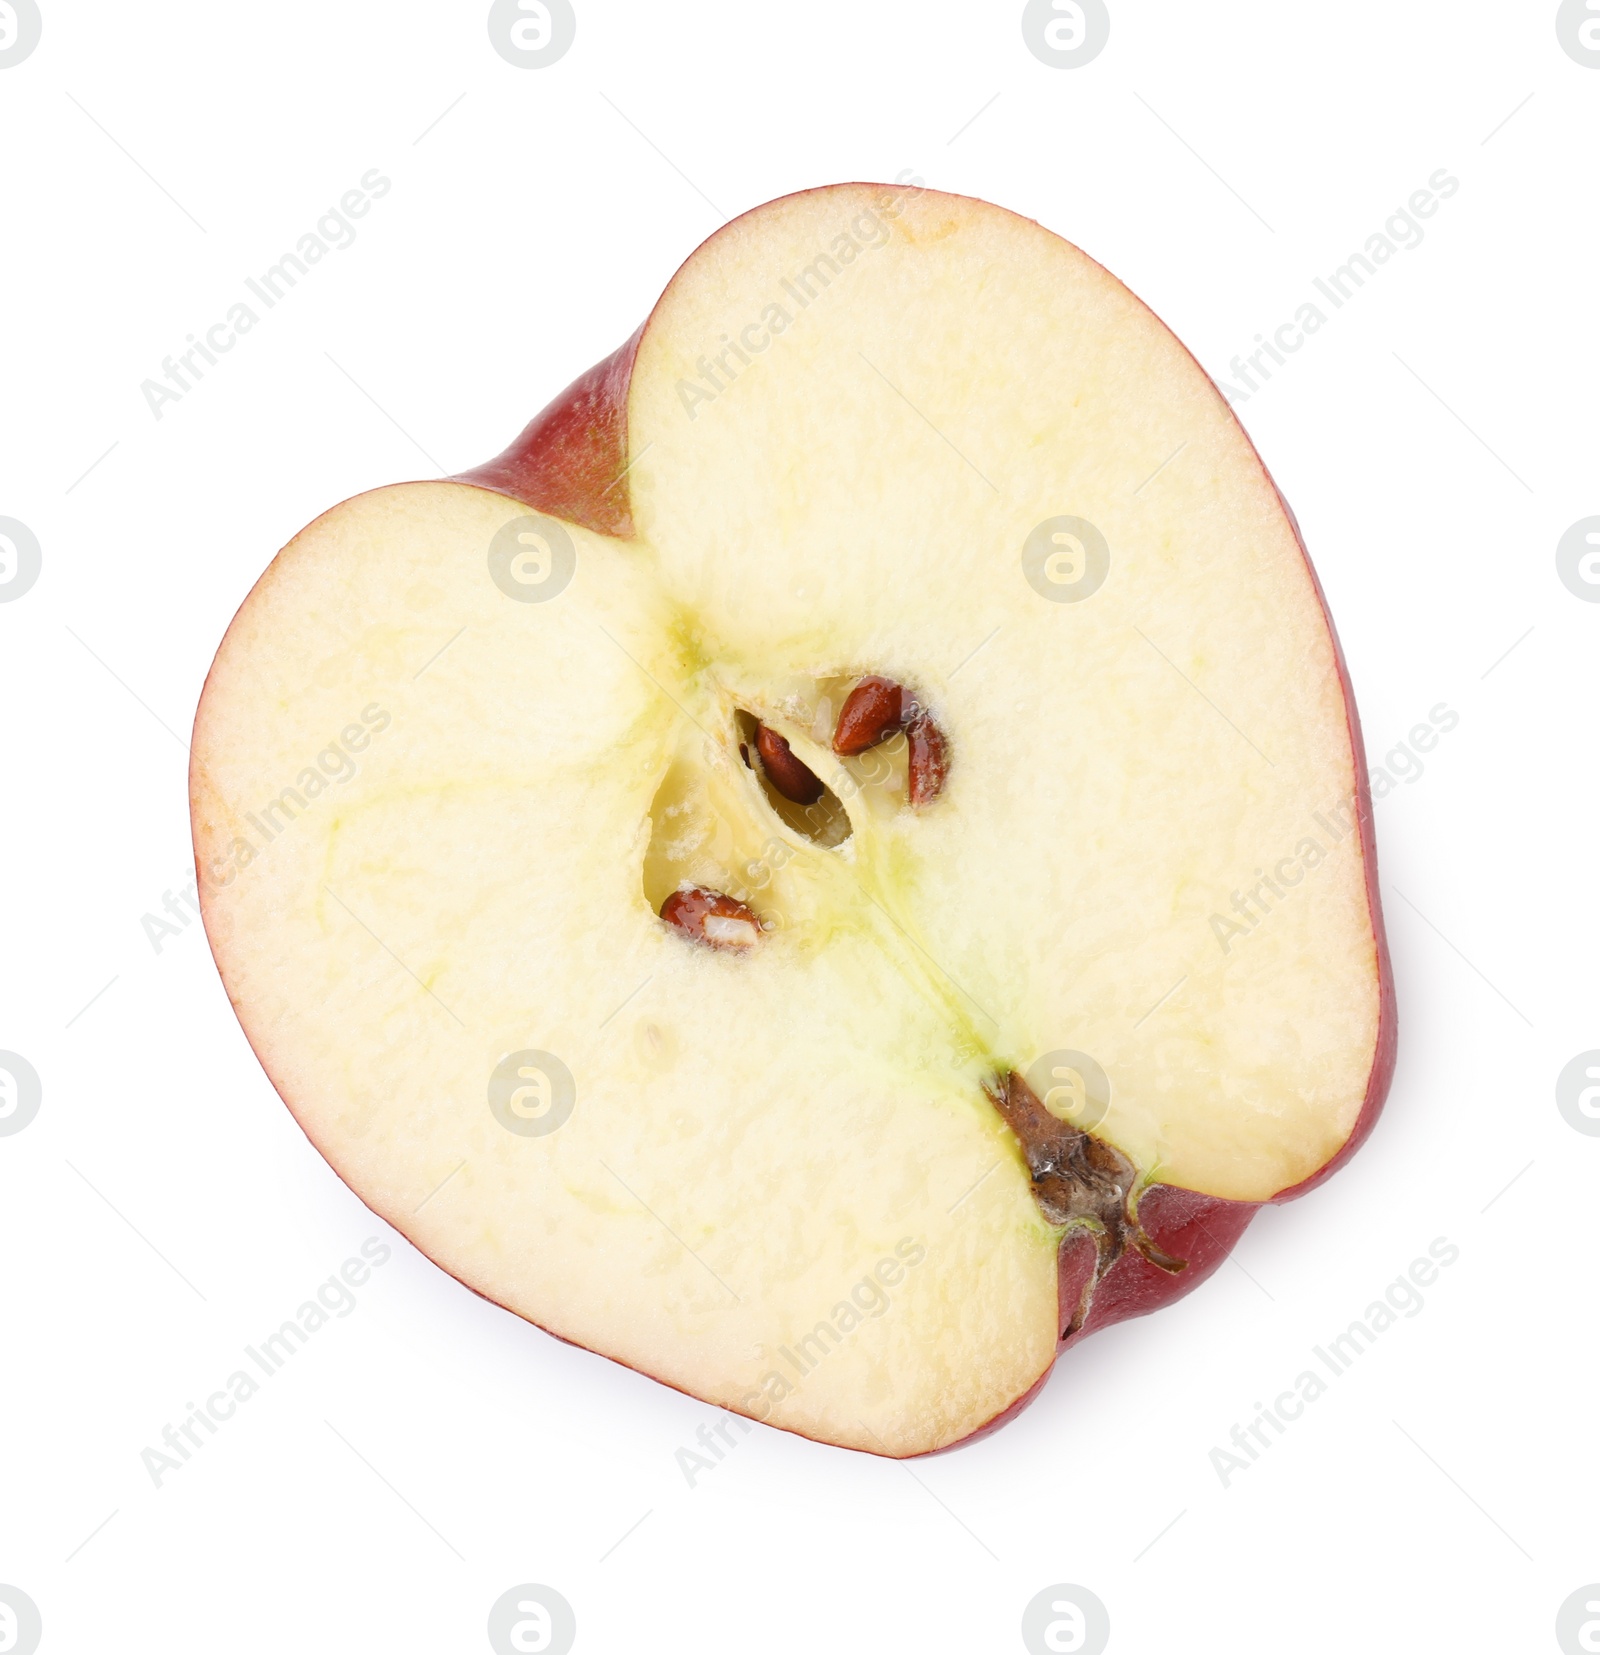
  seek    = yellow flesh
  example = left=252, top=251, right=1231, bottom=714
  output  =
left=192, top=187, right=1380, bottom=1455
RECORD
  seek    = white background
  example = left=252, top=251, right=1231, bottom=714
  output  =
left=2, top=3, right=1597, bottom=1651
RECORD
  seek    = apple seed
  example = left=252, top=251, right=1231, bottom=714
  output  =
left=832, top=676, right=904, bottom=754
left=660, top=885, right=762, bottom=951
left=755, top=723, right=824, bottom=805
left=906, top=711, right=949, bottom=807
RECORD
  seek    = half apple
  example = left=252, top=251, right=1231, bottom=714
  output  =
left=191, top=183, right=1393, bottom=1457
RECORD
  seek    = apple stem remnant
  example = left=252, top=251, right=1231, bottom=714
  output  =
left=987, top=1071, right=1185, bottom=1336
left=660, top=885, right=763, bottom=951
left=832, top=675, right=950, bottom=806
left=754, top=723, right=824, bottom=805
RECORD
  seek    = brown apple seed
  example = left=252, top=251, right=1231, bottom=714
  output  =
left=660, top=886, right=762, bottom=951
left=832, top=675, right=904, bottom=755
left=906, top=711, right=949, bottom=806
left=755, top=723, right=824, bottom=805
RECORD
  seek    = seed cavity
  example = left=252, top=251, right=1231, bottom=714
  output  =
left=661, top=885, right=762, bottom=950
left=737, top=711, right=851, bottom=848
left=641, top=677, right=945, bottom=941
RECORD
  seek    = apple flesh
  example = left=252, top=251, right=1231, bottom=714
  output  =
left=191, top=183, right=1393, bottom=1457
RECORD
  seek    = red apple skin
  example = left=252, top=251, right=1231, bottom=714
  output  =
left=197, top=184, right=1392, bottom=1459
left=456, top=325, right=643, bottom=537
